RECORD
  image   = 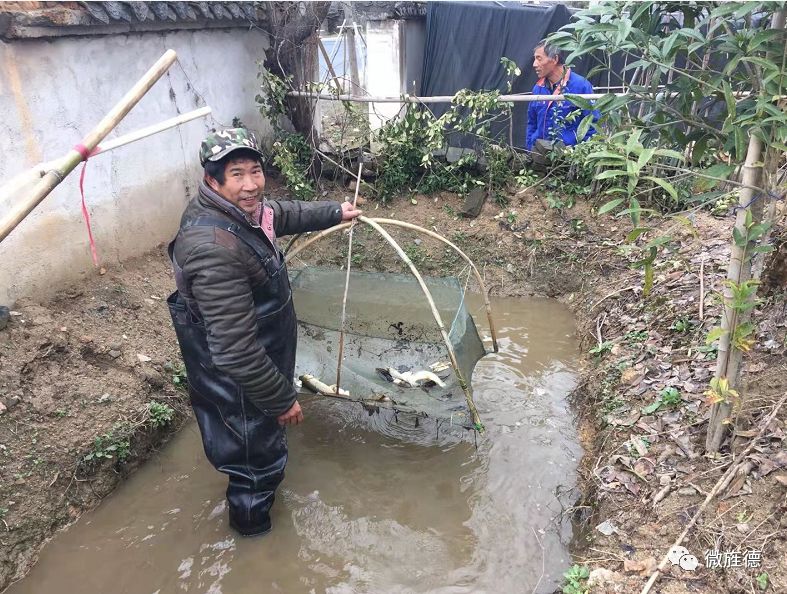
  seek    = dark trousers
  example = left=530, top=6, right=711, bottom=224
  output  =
left=190, top=386, right=287, bottom=535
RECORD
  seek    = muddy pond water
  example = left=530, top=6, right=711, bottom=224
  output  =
left=6, top=295, right=581, bottom=594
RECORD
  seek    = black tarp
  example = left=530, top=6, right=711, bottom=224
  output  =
left=421, top=1, right=575, bottom=148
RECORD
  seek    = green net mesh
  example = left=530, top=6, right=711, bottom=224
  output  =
left=290, top=267, right=487, bottom=427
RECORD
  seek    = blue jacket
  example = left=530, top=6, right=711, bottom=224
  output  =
left=526, top=69, right=597, bottom=150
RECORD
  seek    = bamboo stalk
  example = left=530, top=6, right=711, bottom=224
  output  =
left=706, top=9, right=784, bottom=453
left=288, top=90, right=781, bottom=104
left=285, top=222, right=349, bottom=259
left=335, top=160, right=363, bottom=392
left=0, top=49, right=177, bottom=243
left=289, top=91, right=615, bottom=103
left=699, top=257, right=705, bottom=321
left=95, top=106, right=211, bottom=154
left=0, top=106, right=211, bottom=206
left=284, top=218, right=499, bottom=352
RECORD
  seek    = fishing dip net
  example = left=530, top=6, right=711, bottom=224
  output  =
left=291, top=266, right=488, bottom=430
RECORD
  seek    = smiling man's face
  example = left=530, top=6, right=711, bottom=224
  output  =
left=207, top=156, right=265, bottom=215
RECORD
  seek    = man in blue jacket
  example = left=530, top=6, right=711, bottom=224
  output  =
left=526, top=40, right=597, bottom=154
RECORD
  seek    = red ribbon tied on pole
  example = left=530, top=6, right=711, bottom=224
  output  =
left=73, top=143, right=100, bottom=267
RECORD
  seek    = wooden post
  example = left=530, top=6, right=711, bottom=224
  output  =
left=0, top=49, right=178, bottom=243
left=335, top=160, right=363, bottom=392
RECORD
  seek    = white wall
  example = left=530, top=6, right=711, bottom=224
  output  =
left=0, top=28, right=271, bottom=304
left=365, top=20, right=403, bottom=130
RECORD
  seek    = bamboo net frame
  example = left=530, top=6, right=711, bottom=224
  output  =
left=286, top=216, right=499, bottom=431
left=285, top=217, right=499, bottom=353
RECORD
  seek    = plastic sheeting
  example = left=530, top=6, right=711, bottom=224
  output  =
left=290, top=267, right=487, bottom=427
left=421, top=1, right=573, bottom=148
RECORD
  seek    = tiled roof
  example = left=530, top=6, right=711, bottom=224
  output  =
left=80, top=2, right=257, bottom=24
left=325, top=1, right=426, bottom=22
left=0, top=1, right=263, bottom=40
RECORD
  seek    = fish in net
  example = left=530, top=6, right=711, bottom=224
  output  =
left=291, top=266, right=489, bottom=430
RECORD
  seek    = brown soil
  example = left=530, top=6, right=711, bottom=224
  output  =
left=1, top=177, right=785, bottom=593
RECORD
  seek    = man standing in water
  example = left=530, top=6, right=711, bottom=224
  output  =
left=167, top=128, right=361, bottom=536
left=526, top=40, right=597, bottom=167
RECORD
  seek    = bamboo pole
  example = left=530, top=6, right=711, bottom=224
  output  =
left=706, top=9, right=784, bottom=453
left=95, top=106, right=211, bottom=154
left=0, top=49, right=178, bottom=243
left=289, top=91, right=615, bottom=103
left=287, top=90, right=780, bottom=104
left=0, top=106, right=211, bottom=206
left=284, top=218, right=499, bottom=352
left=284, top=222, right=349, bottom=259
left=335, top=160, right=363, bottom=392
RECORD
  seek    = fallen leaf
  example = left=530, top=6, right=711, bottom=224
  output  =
left=596, top=520, right=619, bottom=536
left=621, top=368, right=643, bottom=385
left=631, top=436, right=650, bottom=457
left=672, top=433, right=699, bottom=459
left=634, top=457, right=655, bottom=476
left=749, top=453, right=779, bottom=477
left=606, top=409, right=641, bottom=427
left=624, top=557, right=657, bottom=575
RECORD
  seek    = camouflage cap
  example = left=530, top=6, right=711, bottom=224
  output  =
left=199, top=128, right=264, bottom=167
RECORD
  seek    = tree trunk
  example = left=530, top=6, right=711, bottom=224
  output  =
left=262, top=1, right=330, bottom=138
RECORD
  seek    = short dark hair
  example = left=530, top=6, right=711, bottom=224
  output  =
left=535, top=40, right=563, bottom=64
left=203, top=148, right=263, bottom=185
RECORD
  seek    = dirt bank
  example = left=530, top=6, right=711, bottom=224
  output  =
left=0, top=249, right=191, bottom=589
left=1, top=178, right=785, bottom=593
